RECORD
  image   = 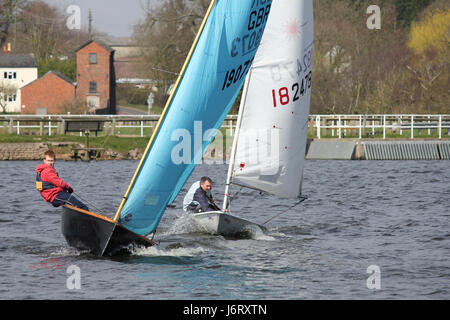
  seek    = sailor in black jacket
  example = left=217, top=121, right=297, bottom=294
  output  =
left=187, top=176, right=219, bottom=212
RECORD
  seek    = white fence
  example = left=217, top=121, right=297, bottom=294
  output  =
left=312, top=114, right=450, bottom=139
left=1, top=114, right=449, bottom=139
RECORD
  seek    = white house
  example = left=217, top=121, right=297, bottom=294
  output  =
left=0, top=53, right=38, bottom=112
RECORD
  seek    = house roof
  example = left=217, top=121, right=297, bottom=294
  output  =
left=0, top=53, right=37, bottom=68
left=75, top=39, right=115, bottom=53
left=48, top=70, right=75, bottom=86
left=21, top=71, right=75, bottom=90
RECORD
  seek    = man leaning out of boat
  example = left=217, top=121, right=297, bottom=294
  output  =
left=183, top=176, right=220, bottom=213
left=35, top=150, right=89, bottom=211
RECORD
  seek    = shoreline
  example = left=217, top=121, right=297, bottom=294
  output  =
left=0, top=141, right=227, bottom=161
left=0, top=142, right=140, bottom=161
left=1, top=138, right=449, bottom=161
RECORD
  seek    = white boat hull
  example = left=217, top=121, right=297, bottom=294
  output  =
left=190, top=211, right=267, bottom=238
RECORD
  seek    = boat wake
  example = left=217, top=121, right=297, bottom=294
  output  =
left=132, top=245, right=207, bottom=257
left=252, top=230, right=276, bottom=241
left=239, top=223, right=276, bottom=241
left=165, top=214, right=276, bottom=241
left=49, top=246, right=86, bottom=257
left=163, top=214, right=201, bottom=235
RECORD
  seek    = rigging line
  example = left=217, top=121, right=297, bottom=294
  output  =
left=227, top=188, right=263, bottom=216
left=224, top=186, right=243, bottom=212
left=74, top=133, right=112, bottom=186
left=67, top=133, right=112, bottom=212
left=150, top=66, right=179, bottom=76
left=71, top=191, right=106, bottom=215
left=262, top=196, right=308, bottom=226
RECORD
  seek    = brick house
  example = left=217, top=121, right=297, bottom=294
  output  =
left=75, top=40, right=116, bottom=114
left=21, top=71, right=75, bottom=114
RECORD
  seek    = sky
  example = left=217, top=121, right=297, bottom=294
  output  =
left=41, top=0, right=149, bottom=38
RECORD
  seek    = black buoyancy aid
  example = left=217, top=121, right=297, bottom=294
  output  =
left=36, top=172, right=56, bottom=191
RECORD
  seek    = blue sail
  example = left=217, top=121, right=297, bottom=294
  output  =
left=119, top=0, right=272, bottom=235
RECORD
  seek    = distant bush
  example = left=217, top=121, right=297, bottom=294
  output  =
left=117, top=85, right=150, bottom=105
left=38, top=57, right=76, bottom=81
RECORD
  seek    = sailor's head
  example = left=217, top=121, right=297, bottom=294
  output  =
left=43, top=150, right=56, bottom=168
left=200, top=176, right=212, bottom=192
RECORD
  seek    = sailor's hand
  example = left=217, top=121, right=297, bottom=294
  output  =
left=68, top=187, right=74, bottom=193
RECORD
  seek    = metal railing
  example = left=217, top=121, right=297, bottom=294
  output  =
left=1, top=114, right=449, bottom=139
left=311, top=114, right=450, bottom=139
left=0, top=114, right=239, bottom=137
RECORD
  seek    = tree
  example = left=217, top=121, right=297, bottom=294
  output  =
left=17, top=1, right=66, bottom=63
left=406, top=2, right=450, bottom=113
left=391, top=0, right=434, bottom=27
left=312, top=0, right=411, bottom=114
left=345, top=0, right=436, bottom=27
left=0, top=0, right=26, bottom=48
left=133, top=0, right=209, bottom=107
left=408, top=5, right=449, bottom=56
left=38, top=56, right=76, bottom=80
left=2, top=0, right=90, bottom=59
left=0, top=81, right=18, bottom=113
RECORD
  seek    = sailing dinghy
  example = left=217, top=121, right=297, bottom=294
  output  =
left=190, top=0, right=314, bottom=237
left=61, top=0, right=272, bottom=256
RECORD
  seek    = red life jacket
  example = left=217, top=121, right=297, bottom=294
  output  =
left=35, top=163, right=70, bottom=202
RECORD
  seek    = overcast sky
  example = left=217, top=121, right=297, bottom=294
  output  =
left=41, top=0, right=149, bottom=37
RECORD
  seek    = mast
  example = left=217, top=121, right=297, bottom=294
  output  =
left=222, top=69, right=253, bottom=211
left=113, top=0, right=217, bottom=222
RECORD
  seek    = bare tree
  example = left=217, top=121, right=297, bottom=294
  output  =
left=0, top=81, right=18, bottom=113
left=0, top=0, right=26, bottom=48
left=405, top=0, right=450, bottom=113
left=133, top=0, right=209, bottom=106
left=312, top=0, right=411, bottom=114
left=61, top=97, right=87, bottom=115
left=17, top=1, right=67, bottom=63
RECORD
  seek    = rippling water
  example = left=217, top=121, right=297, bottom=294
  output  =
left=0, top=160, right=448, bottom=299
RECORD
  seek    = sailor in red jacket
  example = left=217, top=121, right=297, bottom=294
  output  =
left=36, top=150, right=88, bottom=211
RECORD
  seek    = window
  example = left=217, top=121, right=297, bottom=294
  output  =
left=3, top=71, right=16, bottom=79
left=89, top=53, right=97, bottom=64
left=7, top=94, right=16, bottom=102
left=89, top=81, right=97, bottom=93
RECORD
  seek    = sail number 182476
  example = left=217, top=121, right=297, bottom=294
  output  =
left=271, top=71, right=312, bottom=107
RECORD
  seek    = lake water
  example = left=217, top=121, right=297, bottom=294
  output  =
left=0, top=160, right=448, bottom=300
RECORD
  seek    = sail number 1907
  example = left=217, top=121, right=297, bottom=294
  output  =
left=271, top=71, right=312, bottom=107
left=222, top=58, right=254, bottom=91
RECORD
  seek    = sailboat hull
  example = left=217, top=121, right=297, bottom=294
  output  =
left=61, top=205, right=156, bottom=256
left=190, top=211, right=267, bottom=238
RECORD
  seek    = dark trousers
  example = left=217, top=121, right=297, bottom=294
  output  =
left=52, top=191, right=89, bottom=211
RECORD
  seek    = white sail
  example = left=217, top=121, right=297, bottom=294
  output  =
left=230, top=0, right=314, bottom=198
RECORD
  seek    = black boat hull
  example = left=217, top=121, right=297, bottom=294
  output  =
left=61, top=205, right=156, bottom=256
